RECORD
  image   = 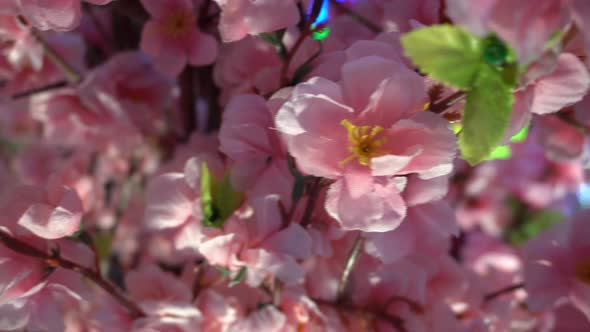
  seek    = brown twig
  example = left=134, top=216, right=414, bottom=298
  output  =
left=300, top=177, right=322, bottom=227
left=428, top=90, right=466, bottom=114
left=17, top=16, right=82, bottom=84
left=0, top=230, right=145, bottom=318
left=337, top=233, right=364, bottom=302
left=328, top=0, right=382, bottom=33
left=280, top=28, right=313, bottom=86
left=10, top=80, right=68, bottom=99
left=179, top=66, right=196, bottom=140
left=483, top=282, right=525, bottom=302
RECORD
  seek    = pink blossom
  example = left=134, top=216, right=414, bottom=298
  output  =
left=0, top=181, right=84, bottom=240
left=447, top=0, right=567, bottom=63
left=0, top=241, right=93, bottom=331
left=11, top=0, right=115, bottom=31
left=219, top=94, right=292, bottom=203
left=523, top=209, right=590, bottom=319
left=213, top=0, right=300, bottom=42
left=140, top=0, right=218, bottom=76
left=213, top=36, right=282, bottom=104
left=515, top=53, right=590, bottom=117
left=275, top=57, right=456, bottom=232
left=79, top=51, right=173, bottom=136
left=126, top=265, right=202, bottom=331
left=199, top=195, right=312, bottom=287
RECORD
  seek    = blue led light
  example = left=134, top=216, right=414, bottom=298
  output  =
left=578, top=183, right=590, bottom=207
left=308, top=0, right=330, bottom=27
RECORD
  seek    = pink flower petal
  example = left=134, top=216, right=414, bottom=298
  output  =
left=532, top=53, right=590, bottom=114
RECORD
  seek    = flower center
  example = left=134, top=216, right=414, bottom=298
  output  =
left=164, top=11, right=194, bottom=38
left=576, top=262, right=590, bottom=285
left=339, top=119, right=388, bottom=167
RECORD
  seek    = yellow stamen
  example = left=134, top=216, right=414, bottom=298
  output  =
left=576, top=262, right=590, bottom=285
left=339, top=119, right=388, bottom=168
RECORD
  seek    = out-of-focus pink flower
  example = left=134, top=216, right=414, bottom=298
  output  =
left=144, top=153, right=225, bottom=262
left=535, top=114, right=586, bottom=161
left=79, top=51, right=173, bottom=136
left=0, top=241, right=93, bottom=331
left=516, top=53, right=590, bottom=116
left=447, top=0, right=568, bottom=63
left=31, top=89, right=143, bottom=152
left=498, top=134, right=583, bottom=208
left=140, top=0, right=218, bottom=77
left=13, top=0, right=115, bottom=31
left=213, top=0, right=300, bottom=42
left=213, top=36, right=282, bottom=105
left=0, top=181, right=83, bottom=240
left=523, top=209, right=590, bottom=319
left=219, top=94, right=292, bottom=204
left=0, top=19, right=86, bottom=96
left=126, top=265, right=202, bottom=331
left=275, top=55, right=456, bottom=232
left=199, top=194, right=312, bottom=287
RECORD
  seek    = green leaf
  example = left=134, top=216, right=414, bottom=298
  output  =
left=214, top=265, right=231, bottom=278
left=258, top=30, right=287, bottom=59
left=214, top=173, right=245, bottom=222
left=200, top=162, right=218, bottom=227
left=94, top=232, right=114, bottom=261
left=401, top=24, right=483, bottom=90
left=510, top=125, right=529, bottom=143
left=200, top=162, right=244, bottom=228
left=488, top=145, right=512, bottom=160
left=459, top=65, right=515, bottom=164
left=508, top=210, right=564, bottom=245
left=229, top=267, right=247, bottom=287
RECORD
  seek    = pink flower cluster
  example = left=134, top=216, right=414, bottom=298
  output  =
left=1, top=0, right=590, bottom=331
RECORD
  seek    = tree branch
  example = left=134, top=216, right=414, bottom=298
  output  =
left=337, top=233, right=364, bottom=302
left=484, top=282, right=525, bottom=302
left=0, top=230, right=145, bottom=318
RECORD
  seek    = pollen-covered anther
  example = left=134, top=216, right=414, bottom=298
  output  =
left=339, top=119, right=388, bottom=167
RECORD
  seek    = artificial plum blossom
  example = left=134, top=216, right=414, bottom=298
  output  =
left=213, top=0, right=300, bottom=42
left=79, top=51, right=173, bottom=136
left=276, top=56, right=456, bottom=232
left=446, top=0, right=567, bottom=64
left=140, top=0, right=218, bottom=76
left=219, top=94, right=293, bottom=203
left=507, top=53, right=590, bottom=138
left=0, top=181, right=84, bottom=240
left=2, top=0, right=590, bottom=330
left=144, top=154, right=224, bottom=262
left=0, top=22, right=86, bottom=97
left=7, top=0, right=115, bottom=31
left=126, top=265, right=203, bottom=331
left=198, top=194, right=313, bottom=287
left=0, top=240, right=93, bottom=331
left=213, top=36, right=282, bottom=104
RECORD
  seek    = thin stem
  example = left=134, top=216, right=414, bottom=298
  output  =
left=17, top=16, right=82, bottom=83
left=280, top=28, right=312, bottom=86
left=0, top=230, right=145, bottom=318
left=329, top=0, right=382, bottom=33
left=337, top=233, right=364, bottom=302
left=300, top=177, right=322, bottom=227
left=179, top=66, right=196, bottom=140
left=484, top=282, right=525, bottom=302
left=11, top=80, right=68, bottom=99
left=428, top=90, right=466, bottom=114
